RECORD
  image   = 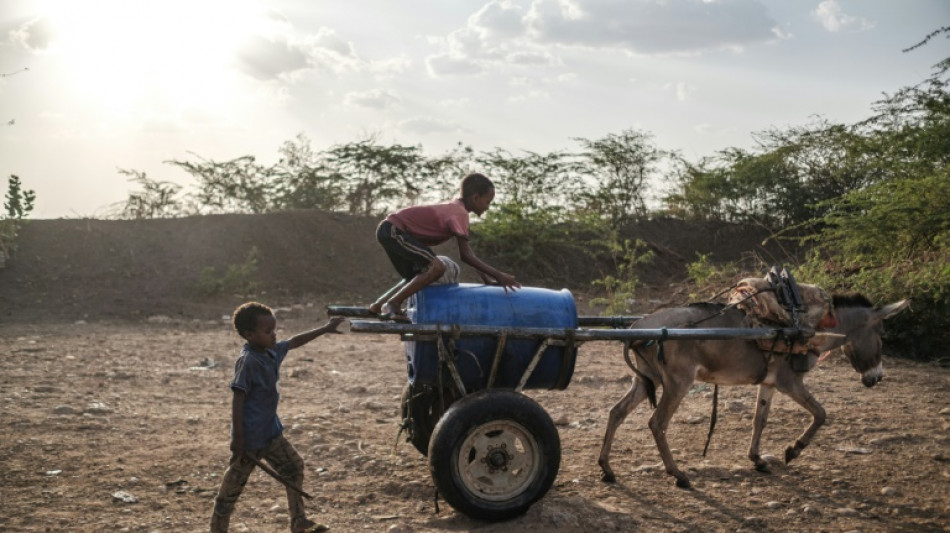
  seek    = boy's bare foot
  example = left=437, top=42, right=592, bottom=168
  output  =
left=292, top=517, right=329, bottom=533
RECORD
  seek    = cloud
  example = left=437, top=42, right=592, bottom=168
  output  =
left=368, top=55, right=413, bottom=79
left=236, top=34, right=311, bottom=80
left=469, top=0, right=528, bottom=39
left=399, top=116, right=468, bottom=135
left=666, top=81, right=695, bottom=101
left=440, top=97, right=473, bottom=107
left=427, top=0, right=780, bottom=77
left=9, top=17, right=57, bottom=51
left=812, top=0, right=875, bottom=33
left=426, top=53, right=487, bottom=76
left=345, top=89, right=401, bottom=110
left=524, top=0, right=779, bottom=54
left=508, top=89, right=551, bottom=102
left=507, top=49, right=558, bottom=66
left=236, top=27, right=361, bottom=81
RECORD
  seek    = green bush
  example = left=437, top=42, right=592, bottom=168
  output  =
left=589, top=237, right=654, bottom=314
left=195, top=247, right=260, bottom=297
left=0, top=175, right=36, bottom=267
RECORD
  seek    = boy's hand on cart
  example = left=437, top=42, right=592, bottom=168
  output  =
left=495, top=272, right=521, bottom=293
left=478, top=271, right=521, bottom=293
left=324, top=316, right=346, bottom=333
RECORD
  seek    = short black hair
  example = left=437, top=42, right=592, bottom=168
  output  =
left=460, top=172, right=493, bottom=199
left=232, top=301, right=274, bottom=336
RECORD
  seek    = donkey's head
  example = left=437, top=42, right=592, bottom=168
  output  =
left=822, top=295, right=910, bottom=387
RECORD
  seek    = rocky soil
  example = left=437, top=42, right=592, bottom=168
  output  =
left=1, top=309, right=948, bottom=532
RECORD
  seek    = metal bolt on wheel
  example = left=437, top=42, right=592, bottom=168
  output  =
left=457, top=420, right=541, bottom=502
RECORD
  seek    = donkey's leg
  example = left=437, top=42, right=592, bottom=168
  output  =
left=598, top=378, right=650, bottom=483
left=776, top=375, right=826, bottom=464
left=748, top=384, right=775, bottom=472
left=648, top=379, right=692, bottom=488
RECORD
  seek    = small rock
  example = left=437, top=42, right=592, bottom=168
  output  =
left=112, top=491, right=138, bottom=504
left=288, top=368, right=309, bottom=378
left=53, top=405, right=76, bottom=415
left=361, top=400, right=385, bottom=411
left=45, top=470, right=62, bottom=476
left=881, top=486, right=898, bottom=496
left=834, top=507, right=859, bottom=516
left=802, top=505, right=821, bottom=515
left=836, top=446, right=871, bottom=455
left=726, top=400, right=746, bottom=413
left=84, top=402, right=114, bottom=415
left=765, top=501, right=783, bottom=509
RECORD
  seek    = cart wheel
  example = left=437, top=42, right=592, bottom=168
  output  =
left=428, top=390, right=560, bottom=521
left=400, top=383, right=459, bottom=456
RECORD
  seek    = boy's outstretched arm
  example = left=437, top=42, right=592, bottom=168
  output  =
left=286, top=317, right=346, bottom=350
left=457, top=238, right=520, bottom=291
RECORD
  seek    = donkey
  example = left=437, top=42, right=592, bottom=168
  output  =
left=597, top=295, right=910, bottom=488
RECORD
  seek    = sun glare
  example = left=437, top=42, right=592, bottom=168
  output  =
left=38, top=0, right=271, bottom=118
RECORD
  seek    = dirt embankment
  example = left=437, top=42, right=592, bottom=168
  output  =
left=0, top=211, right=785, bottom=324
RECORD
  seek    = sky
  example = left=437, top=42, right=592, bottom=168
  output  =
left=0, top=0, right=947, bottom=218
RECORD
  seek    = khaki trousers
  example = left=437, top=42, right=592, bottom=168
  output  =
left=210, top=434, right=307, bottom=532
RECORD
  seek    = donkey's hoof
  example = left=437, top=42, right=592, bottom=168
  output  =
left=600, top=471, right=616, bottom=484
left=784, top=446, right=800, bottom=464
left=675, top=477, right=692, bottom=489
left=754, top=461, right=772, bottom=474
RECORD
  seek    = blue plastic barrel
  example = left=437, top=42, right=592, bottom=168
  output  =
left=404, top=283, right=578, bottom=390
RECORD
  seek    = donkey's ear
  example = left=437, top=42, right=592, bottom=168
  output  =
left=878, top=299, right=910, bottom=320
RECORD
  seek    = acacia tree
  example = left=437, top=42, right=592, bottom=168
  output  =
left=475, top=148, right=575, bottom=213
left=797, top=30, right=950, bottom=359
left=115, top=169, right=183, bottom=219
left=573, top=129, right=667, bottom=228
left=167, top=154, right=282, bottom=214
left=272, top=134, right=345, bottom=212
left=322, top=136, right=428, bottom=216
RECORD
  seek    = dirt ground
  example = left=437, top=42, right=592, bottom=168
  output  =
left=2, top=308, right=948, bottom=533
left=1, top=213, right=948, bottom=532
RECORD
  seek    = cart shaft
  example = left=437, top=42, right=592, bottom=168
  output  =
left=348, top=320, right=837, bottom=342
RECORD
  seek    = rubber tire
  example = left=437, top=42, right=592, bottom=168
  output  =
left=400, top=382, right=458, bottom=456
left=428, top=390, right=560, bottom=521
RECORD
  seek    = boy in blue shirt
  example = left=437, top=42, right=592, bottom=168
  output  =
left=211, top=302, right=345, bottom=533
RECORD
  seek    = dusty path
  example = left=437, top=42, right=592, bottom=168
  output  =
left=1, top=312, right=948, bottom=532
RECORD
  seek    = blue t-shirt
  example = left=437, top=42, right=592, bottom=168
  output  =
left=230, top=340, right=290, bottom=451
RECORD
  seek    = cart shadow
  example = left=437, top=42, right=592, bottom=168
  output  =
left=420, top=492, right=643, bottom=531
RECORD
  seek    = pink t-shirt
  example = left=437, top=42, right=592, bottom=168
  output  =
left=386, top=199, right=470, bottom=247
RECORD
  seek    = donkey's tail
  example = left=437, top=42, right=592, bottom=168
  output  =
left=702, top=384, right=719, bottom=457
left=623, top=341, right=658, bottom=409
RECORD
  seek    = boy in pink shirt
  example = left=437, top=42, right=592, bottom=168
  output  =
left=369, top=173, right=520, bottom=321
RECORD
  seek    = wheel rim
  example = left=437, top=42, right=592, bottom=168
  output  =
left=455, top=420, right=542, bottom=502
